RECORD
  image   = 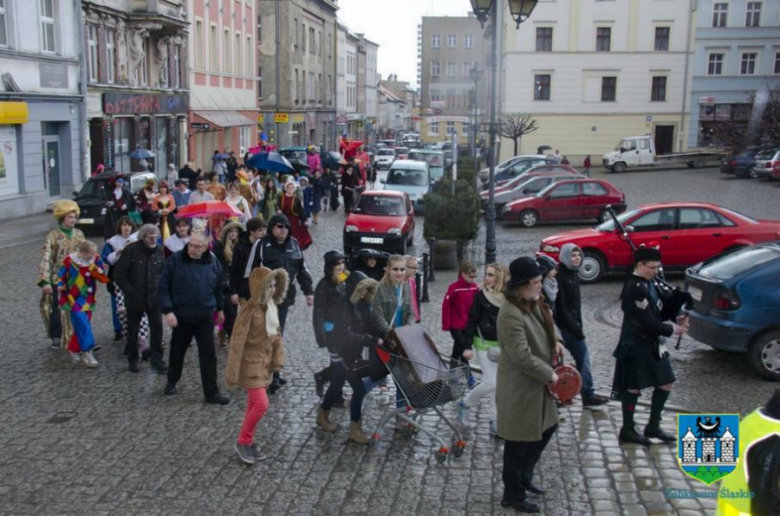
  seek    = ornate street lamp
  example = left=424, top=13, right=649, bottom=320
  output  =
left=469, top=0, right=538, bottom=265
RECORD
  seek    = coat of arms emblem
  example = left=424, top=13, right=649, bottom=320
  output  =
left=677, top=413, right=740, bottom=485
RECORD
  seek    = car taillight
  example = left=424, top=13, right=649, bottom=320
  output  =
left=729, top=160, right=737, bottom=166
left=766, top=161, right=773, bottom=168
left=713, top=289, right=741, bottom=311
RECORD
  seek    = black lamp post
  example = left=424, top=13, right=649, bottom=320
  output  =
left=470, top=0, right=538, bottom=265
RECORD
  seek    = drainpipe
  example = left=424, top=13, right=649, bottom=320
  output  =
left=679, top=0, right=695, bottom=152
left=75, top=0, right=88, bottom=183
left=275, top=0, right=281, bottom=147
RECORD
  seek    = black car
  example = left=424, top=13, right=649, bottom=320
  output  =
left=720, top=148, right=766, bottom=179
left=320, top=150, right=342, bottom=172
left=73, top=171, right=155, bottom=234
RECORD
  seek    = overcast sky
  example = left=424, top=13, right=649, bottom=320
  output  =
left=337, top=0, right=473, bottom=87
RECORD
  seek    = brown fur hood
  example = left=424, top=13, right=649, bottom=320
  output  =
left=350, top=278, right=378, bottom=304
left=248, top=266, right=289, bottom=305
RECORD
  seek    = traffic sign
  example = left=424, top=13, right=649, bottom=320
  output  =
left=191, top=122, right=210, bottom=129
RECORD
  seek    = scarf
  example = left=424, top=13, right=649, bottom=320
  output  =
left=483, top=288, right=505, bottom=308
left=542, top=277, right=559, bottom=305
left=59, top=224, right=74, bottom=237
left=266, top=299, right=280, bottom=337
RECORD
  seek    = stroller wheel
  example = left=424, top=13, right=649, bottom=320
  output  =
left=434, top=448, right=449, bottom=464
left=369, top=433, right=381, bottom=449
left=452, top=441, right=467, bottom=458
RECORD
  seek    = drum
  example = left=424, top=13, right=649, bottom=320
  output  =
left=547, top=362, right=582, bottom=406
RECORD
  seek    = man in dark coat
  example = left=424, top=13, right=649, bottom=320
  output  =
left=554, top=243, right=610, bottom=407
left=158, top=231, right=229, bottom=405
left=178, top=163, right=199, bottom=191
left=611, top=246, right=688, bottom=445
left=113, top=223, right=167, bottom=373
left=229, top=217, right=267, bottom=304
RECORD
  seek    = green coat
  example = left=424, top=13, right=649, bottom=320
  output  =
left=370, top=282, right=413, bottom=337
left=496, top=300, right=558, bottom=442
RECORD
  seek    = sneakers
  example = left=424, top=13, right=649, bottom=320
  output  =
left=81, top=351, right=98, bottom=368
left=250, top=443, right=267, bottom=461
left=234, top=443, right=255, bottom=465
left=348, top=420, right=369, bottom=445
left=69, top=351, right=81, bottom=363
left=582, top=394, right=610, bottom=407
left=316, top=406, right=337, bottom=433
left=164, top=383, right=177, bottom=395
left=51, top=338, right=61, bottom=349
left=205, top=393, right=230, bottom=405
left=457, top=400, right=470, bottom=425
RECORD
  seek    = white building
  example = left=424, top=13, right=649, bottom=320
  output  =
left=364, top=37, right=379, bottom=140
left=0, top=0, right=86, bottom=218
left=500, top=0, right=696, bottom=163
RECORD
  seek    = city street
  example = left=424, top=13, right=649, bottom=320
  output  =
left=1, top=164, right=778, bottom=515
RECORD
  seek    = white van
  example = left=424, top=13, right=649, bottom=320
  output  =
left=381, top=160, right=430, bottom=213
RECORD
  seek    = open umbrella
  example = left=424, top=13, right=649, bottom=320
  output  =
left=128, top=148, right=155, bottom=159
left=288, top=159, right=311, bottom=175
left=248, top=144, right=276, bottom=154
left=245, top=151, right=294, bottom=174
left=176, top=201, right=243, bottom=218
left=536, top=145, right=552, bottom=154
left=214, top=153, right=230, bottom=160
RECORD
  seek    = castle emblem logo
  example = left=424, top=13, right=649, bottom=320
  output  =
left=677, top=413, right=740, bottom=485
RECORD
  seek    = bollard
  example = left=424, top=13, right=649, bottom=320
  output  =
left=420, top=255, right=430, bottom=303
left=427, top=238, right=436, bottom=282
left=415, top=270, right=425, bottom=305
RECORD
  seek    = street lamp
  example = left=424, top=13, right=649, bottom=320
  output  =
left=469, top=66, right=483, bottom=171
left=470, top=0, right=538, bottom=265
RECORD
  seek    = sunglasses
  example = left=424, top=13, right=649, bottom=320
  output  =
left=390, top=267, right=406, bottom=272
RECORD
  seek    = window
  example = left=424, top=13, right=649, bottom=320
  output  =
left=679, top=208, right=723, bottom=230
left=534, top=74, right=550, bottom=100
left=654, top=27, right=669, bottom=51
left=745, top=2, right=761, bottom=27
left=446, top=89, right=456, bottom=108
left=430, top=122, right=439, bottom=135
left=235, top=33, right=242, bottom=74
left=446, top=121, right=455, bottom=135
left=464, top=34, right=473, bottom=48
left=223, top=29, right=231, bottom=73
left=247, top=37, right=252, bottom=76
left=775, top=52, right=780, bottom=74
left=431, top=61, right=440, bottom=76
left=549, top=183, right=579, bottom=198
left=536, top=28, right=552, bottom=52
left=87, top=25, right=98, bottom=82
left=257, top=14, right=261, bottom=43
left=631, top=209, right=676, bottom=232
left=651, top=76, right=667, bottom=102
left=210, top=25, right=218, bottom=70
left=0, top=0, right=8, bottom=47
left=431, top=34, right=440, bottom=48
left=301, top=23, right=306, bottom=51
left=601, top=76, right=616, bottom=101
left=712, top=3, right=728, bottom=27
left=195, top=21, right=204, bottom=68
left=447, top=34, right=457, bottom=48
left=708, top=53, right=724, bottom=75
left=106, top=29, right=115, bottom=84
left=172, top=44, right=181, bottom=88
left=309, top=27, right=315, bottom=55
left=741, top=53, right=757, bottom=75
left=446, top=61, right=455, bottom=76
left=463, top=61, right=473, bottom=76
left=596, top=27, right=611, bottom=52
left=40, top=0, right=56, bottom=53
left=582, top=182, right=608, bottom=196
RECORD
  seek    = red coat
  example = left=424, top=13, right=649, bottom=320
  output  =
left=441, top=277, right=480, bottom=331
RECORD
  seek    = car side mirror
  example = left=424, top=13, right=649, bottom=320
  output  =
left=380, top=178, right=386, bottom=184
left=72, top=190, right=79, bottom=197
left=625, top=225, right=635, bottom=233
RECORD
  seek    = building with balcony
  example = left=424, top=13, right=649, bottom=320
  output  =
left=84, top=0, right=189, bottom=179
left=0, top=0, right=85, bottom=218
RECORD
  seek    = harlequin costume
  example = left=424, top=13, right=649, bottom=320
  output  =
left=37, top=200, right=86, bottom=348
left=57, top=252, right=109, bottom=353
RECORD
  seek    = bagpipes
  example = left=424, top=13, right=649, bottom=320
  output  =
left=604, top=205, right=694, bottom=350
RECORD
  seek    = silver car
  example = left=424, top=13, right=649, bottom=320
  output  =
left=488, top=174, right=579, bottom=214
left=478, top=154, right=548, bottom=183
left=755, top=149, right=780, bottom=179
left=375, top=148, right=396, bottom=170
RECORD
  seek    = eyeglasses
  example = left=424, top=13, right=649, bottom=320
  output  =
left=391, top=267, right=406, bottom=272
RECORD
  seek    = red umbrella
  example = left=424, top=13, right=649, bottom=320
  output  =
left=176, top=201, right=243, bottom=218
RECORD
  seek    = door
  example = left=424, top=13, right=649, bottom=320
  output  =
left=619, top=139, right=640, bottom=165
left=673, top=207, right=726, bottom=266
left=612, top=208, right=677, bottom=267
left=539, top=182, right=581, bottom=221
left=654, top=125, right=675, bottom=156
left=580, top=181, right=611, bottom=219
left=638, top=137, right=654, bottom=165
left=42, top=138, right=61, bottom=199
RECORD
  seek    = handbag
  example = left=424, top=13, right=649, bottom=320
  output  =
left=478, top=327, right=501, bottom=363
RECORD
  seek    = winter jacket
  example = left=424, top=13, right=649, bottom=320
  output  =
left=555, top=244, right=585, bottom=340
left=441, top=277, right=480, bottom=331
left=113, top=240, right=165, bottom=312
left=214, top=221, right=245, bottom=292
left=332, top=276, right=383, bottom=373
left=302, top=185, right=314, bottom=218
left=158, top=244, right=224, bottom=320
left=371, top=281, right=413, bottom=337
left=307, top=153, right=321, bottom=174
left=464, top=290, right=502, bottom=347
left=230, top=233, right=257, bottom=300
left=244, top=213, right=314, bottom=306
left=225, top=267, right=287, bottom=390
left=313, top=277, right=348, bottom=348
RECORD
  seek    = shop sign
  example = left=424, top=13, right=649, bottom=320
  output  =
left=39, top=63, right=69, bottom=89
left=336, top=115, right=347, bottom=124
left=430, top=101, right=446, bottom=109
left=274, top=113, right=289, bottom=123
left=191, top=122, right=210, bottom=129
left=698, top=96, right=715, bottom=105
left=346, top=114, right=364, bottom=121
left=257, top=114, right=265, bottom=122
left=426, top=116, right=470, bottom=124
left=103, top=93, right=189, bottom=115
left=292, top=114, right=304, bottom=123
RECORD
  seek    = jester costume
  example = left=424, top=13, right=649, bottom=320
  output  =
left=37, top=201, right=86, bottom=348
left=57, top=253, right=108, bottom=353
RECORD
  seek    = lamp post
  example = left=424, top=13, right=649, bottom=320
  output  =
left=470, top=0, right=538, bottom=265
left=469, top=66, right=483, bottom=173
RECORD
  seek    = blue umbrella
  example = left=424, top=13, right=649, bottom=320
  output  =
left=245, top=152, right=294, bottom=173
left=128, top=148, right=155, bottom=159
left=214, top=153, right=230, bottom=160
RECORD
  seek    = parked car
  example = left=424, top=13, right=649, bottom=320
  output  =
left=279, top=146, right=308, bottom=162
left=478, top=154, right=553, bottom=184
left=375, top=148, right=396, bottom=170
left=719, top=148, right=765, bottom=179
left=74, top=171, right=156, bottom=234
left=343, top=190, right=415, bottom=255
left=755, top=148, right=780, bottom=179
left=484, top=164, right=580, bottom=207
left=394, top=147, right=410, bottom=160
left=539, top=202, right=780, bottom=283
left=492, top=173, right=582, bottom=215
left=686, top=243, right=780, bottom=381
left=503, top=179, right=625, bottom=229
left=381, top=159, right=430, bottom=213
left=407, top=149, right=446, bottom=182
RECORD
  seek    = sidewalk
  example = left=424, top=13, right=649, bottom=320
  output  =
left=0, top=211, right=54, bottom=249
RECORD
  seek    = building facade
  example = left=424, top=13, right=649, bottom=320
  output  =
left=364, top=37, right=379, bottom=143
left=500, top=0, right=695, bottom=163
left=258, top=0, right=338, bottom=149
left=419, top=15, right=488, bottom=147
left=688, top=0, right=780, bottom=148
left=0, top=0, right=85, bottom=218
left=84, top=0, right=188, bottom=181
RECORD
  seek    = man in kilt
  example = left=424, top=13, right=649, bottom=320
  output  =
left=611, top=247, right=689, bottom=445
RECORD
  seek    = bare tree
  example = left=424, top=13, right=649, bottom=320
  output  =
left=499, top=113, right=539, bottom=155
left=711, top=81, right=780, bottom=150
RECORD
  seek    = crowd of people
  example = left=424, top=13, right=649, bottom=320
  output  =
left=39, top=139, right=694, bottom=513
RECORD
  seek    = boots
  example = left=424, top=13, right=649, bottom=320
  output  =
left=348, top=420, right=369, bottom=445
left=316, top=406, right=337, bottom=433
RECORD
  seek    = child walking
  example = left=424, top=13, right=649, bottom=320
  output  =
left=225, top=266, right=288, bottom=465
left=57, top=240, right=109, bottom=367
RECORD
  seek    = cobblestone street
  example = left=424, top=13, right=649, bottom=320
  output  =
left=1, top=166, right=778, bottom=515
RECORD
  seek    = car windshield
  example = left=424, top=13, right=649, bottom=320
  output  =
left=596, top=208, right=643, bottom=231
left=395, top=148, right=409, bottom=155
left=77, top=180, right=108, bottom=200
left=756, top=149, right=778, bottom=160
left=378, top=149, right=394, bottom=156
left=697, top=247, right=780, bottom=280
left=387, top=168, right=428, bottom=186
left=353, top=195, right=406, bottom=216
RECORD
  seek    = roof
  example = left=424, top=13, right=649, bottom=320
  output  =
left=194, top=111, right=256, bottom=128
left=378, top=85, right=404, bottom=103
left=361, top=189, right=406, bottom=197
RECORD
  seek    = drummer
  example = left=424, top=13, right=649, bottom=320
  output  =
left=496, top=257, right=565, bottom=513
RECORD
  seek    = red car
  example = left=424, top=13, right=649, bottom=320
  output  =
left=343, top=190, right=415, bottom=255
left=502, top=178, right=626, bottom=228
left=539, top=202, right=780, bottom=283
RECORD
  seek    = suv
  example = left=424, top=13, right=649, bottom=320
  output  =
left=381, top=160, right=430, bottom=213
left=755, top=148, right=780, bottom=179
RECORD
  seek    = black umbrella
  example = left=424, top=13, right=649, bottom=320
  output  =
left=288, top=158, right=311, bottom=175
left=349, top=248, right=391, bottom=279
left=536, top=145, right=552, bottom=154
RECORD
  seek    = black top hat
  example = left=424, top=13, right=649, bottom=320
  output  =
left=634, top=246, right=661, bottom=263
left=507, top=257, right=545, bottom=287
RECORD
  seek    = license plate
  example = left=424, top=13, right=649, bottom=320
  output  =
left=688, top=286, right=702, bottom=302
left=77, top=218, right=95, bottom=225
left=361, top=237, right=383, bottom=244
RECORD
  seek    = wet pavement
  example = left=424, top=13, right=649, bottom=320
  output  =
left=1, top=165, right=777, bottom=514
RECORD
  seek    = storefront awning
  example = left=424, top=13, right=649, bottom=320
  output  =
left=0, top=102, right=28, bottom=124
left=194, top=111, right=256, bottom=128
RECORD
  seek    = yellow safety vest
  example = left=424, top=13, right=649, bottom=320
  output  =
left=717, top=409, right=780, bottom=516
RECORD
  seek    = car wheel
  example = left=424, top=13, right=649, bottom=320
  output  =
left=598, top=208, right=614, bottom=224
left=613, top=162, right=626, bottom=173
left=519, top=210, right=538, bottom=228
left=748, top=331, right=780, bottom=381
left=747, top=165, right=758, bottom=179
left=579, top=250, right=606, bottom=284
